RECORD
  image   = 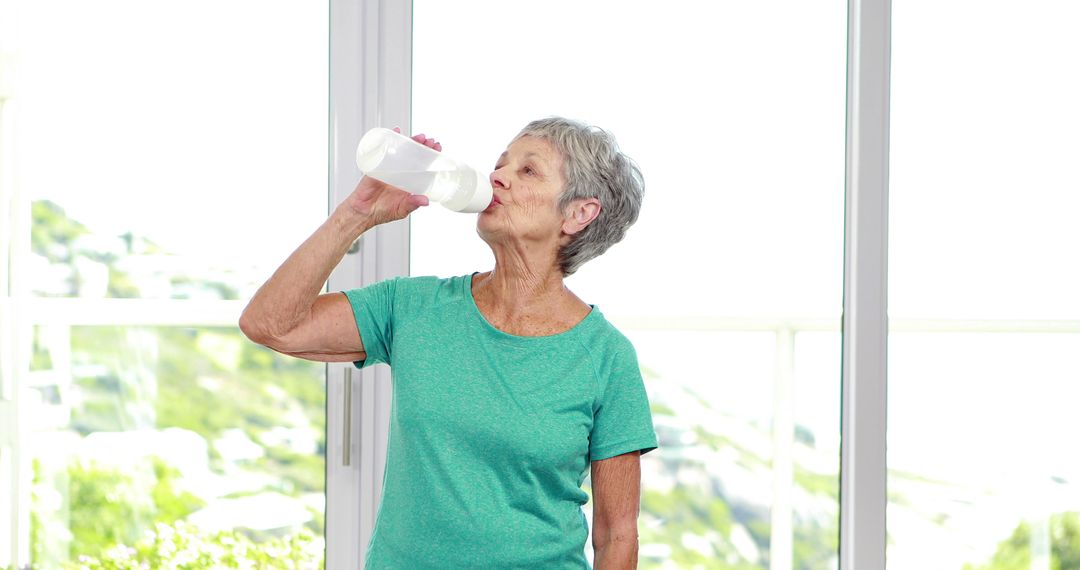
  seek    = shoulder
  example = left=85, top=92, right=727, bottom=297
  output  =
left=388, top=273, right=462, bottom=296
left=579, top=311, right=638, bottom=360
left=573, top=311, right=640, bottom=387
left=341, top=273, right=471, bottom=321
left=346, top=273, right=466, bottom=299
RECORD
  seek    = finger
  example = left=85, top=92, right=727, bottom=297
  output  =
left=393, top=126, right=401, bottom=133
left=398, top=195, right=428, bottom=217
left=434, top=142, right=442, bottom=152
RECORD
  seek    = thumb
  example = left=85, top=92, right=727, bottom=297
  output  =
left=402, top=194, right=429, bottom=213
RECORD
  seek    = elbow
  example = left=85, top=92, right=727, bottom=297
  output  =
left=592, top=523, right=639, bottom=570
left=592, top=522, right=638, bottom=552
left=238, top=305, right=272, bottom=346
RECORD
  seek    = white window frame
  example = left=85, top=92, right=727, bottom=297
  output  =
left=839, top=0, right=890, bottom=568
left=325, top=0, right=412, bottom=568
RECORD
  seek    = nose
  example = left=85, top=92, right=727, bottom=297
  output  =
left=490, top=168, right=508, bottom=190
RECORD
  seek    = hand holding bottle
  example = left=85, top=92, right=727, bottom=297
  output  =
left=354, top=127, right=493, bottom=213
left=338, top=128, right=441, bottom=227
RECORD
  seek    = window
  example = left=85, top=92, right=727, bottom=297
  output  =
left=10, top=1, right=1073, bottom=567
left=410, top=1, right=847, bottom=567
left=887, top=1, right=1080, bottom=568
left=1, top=1, right=329, bottom=565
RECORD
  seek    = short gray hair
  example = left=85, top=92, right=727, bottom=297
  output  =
left=512, top=116, right=645, bottom=276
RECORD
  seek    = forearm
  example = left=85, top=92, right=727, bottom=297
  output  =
left=593, top=537, right=638, bottom=570
left=240, top=207, right=374, bottom=340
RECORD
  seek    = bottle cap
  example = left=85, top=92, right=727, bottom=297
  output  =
left=442, top=167, right=494, bottom=213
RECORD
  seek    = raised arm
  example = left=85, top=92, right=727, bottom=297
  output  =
left=239, top=130, right=440, bottom=362
left=238, top=209, right=377, bottom=362
left=591, top=450, right=642, bottom=569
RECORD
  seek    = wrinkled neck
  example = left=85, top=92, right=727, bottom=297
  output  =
left=475, top=240, right=569, bottom=318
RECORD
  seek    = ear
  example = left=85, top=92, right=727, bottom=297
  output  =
left=561, top=198, right=601, bottom=237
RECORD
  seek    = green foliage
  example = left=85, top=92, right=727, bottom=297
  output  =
left=67, top=325, right=326, bottom=495
left=31, top=200, right=88, bottom=262
left=33, top=196, right=851, bottom=569
left=635, top=379, right=840, bottom=569
left=31, top=199, right=327, bottom=565
left=651, top=401, right=677, bottom=416
left=694, top=425, right=768, bottom=470
left=794, top=466, right=839, bottom=500
left=64, top=457, right=206, bottom=558
left=107, top=267, right=141, bottom=298
left=30, top=460, right=46, bottom=564
left=67, top=460, right=153, bottom=555
left=33, top=452, right=326, bottom=566
left=640, top=485, right=763, bottom=569
left=793, top=510, right=840, bottom=570
left=151, top=458, right=207, bottom=525
left=61, top=520, right=324, bottom=569
left=259, top=446, right=326, bottom=495
left=964, top=512, right=1080, bottom=570
left=31, top=327, right=54, bottom=370
left=644, top=486, right=734, bottom=538
left=170, top=276, right=240, bottom=300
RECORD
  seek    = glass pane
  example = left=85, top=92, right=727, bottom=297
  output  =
left=6, top=0, right=330, bottom=566
left=412, top=1, right=846, bottom=567
left=28, top=326, right=326, bottom=565
left=15, top=0, right=328, bottom=301
left=888, top=1, right=1080, bottom=568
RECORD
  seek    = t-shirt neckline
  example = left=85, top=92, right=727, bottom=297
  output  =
left=464, top=272, right=599, bottom=343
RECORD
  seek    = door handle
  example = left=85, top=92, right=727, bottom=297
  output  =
left=343, top=367, right=352, bottom=466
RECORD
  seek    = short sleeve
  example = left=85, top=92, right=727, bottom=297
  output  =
left=341, top=277, right=399, bottom=369
left=589, top=341, right=659, bottom=462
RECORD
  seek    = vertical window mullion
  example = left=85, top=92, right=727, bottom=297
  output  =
left=326, top=0, right=411, bottom=568
left=840, top=0, right=891, bottom=568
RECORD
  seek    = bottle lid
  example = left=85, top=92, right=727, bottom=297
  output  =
left=443, top=167, right=494, bottom=213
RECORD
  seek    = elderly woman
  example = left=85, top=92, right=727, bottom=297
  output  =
left=240, top=116, right=657, bottom=569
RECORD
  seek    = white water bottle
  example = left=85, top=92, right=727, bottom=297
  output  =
left=355, top=127, right=493, bottom=213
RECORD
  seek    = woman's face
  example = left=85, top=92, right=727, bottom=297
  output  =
left=476, top=135, right=569, bottom=246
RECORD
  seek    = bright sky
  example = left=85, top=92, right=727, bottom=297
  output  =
left=10, top=0, right=1080, bottom=557
left=10, top=0, right=329, bottom=275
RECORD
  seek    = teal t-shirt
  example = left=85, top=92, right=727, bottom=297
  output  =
left=342, top=272, right=658, bottom=569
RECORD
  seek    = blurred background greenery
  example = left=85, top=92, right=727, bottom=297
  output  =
left=28, top=200, right=327, bottom=565
left=26, top=199, right=1078, bottom=569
